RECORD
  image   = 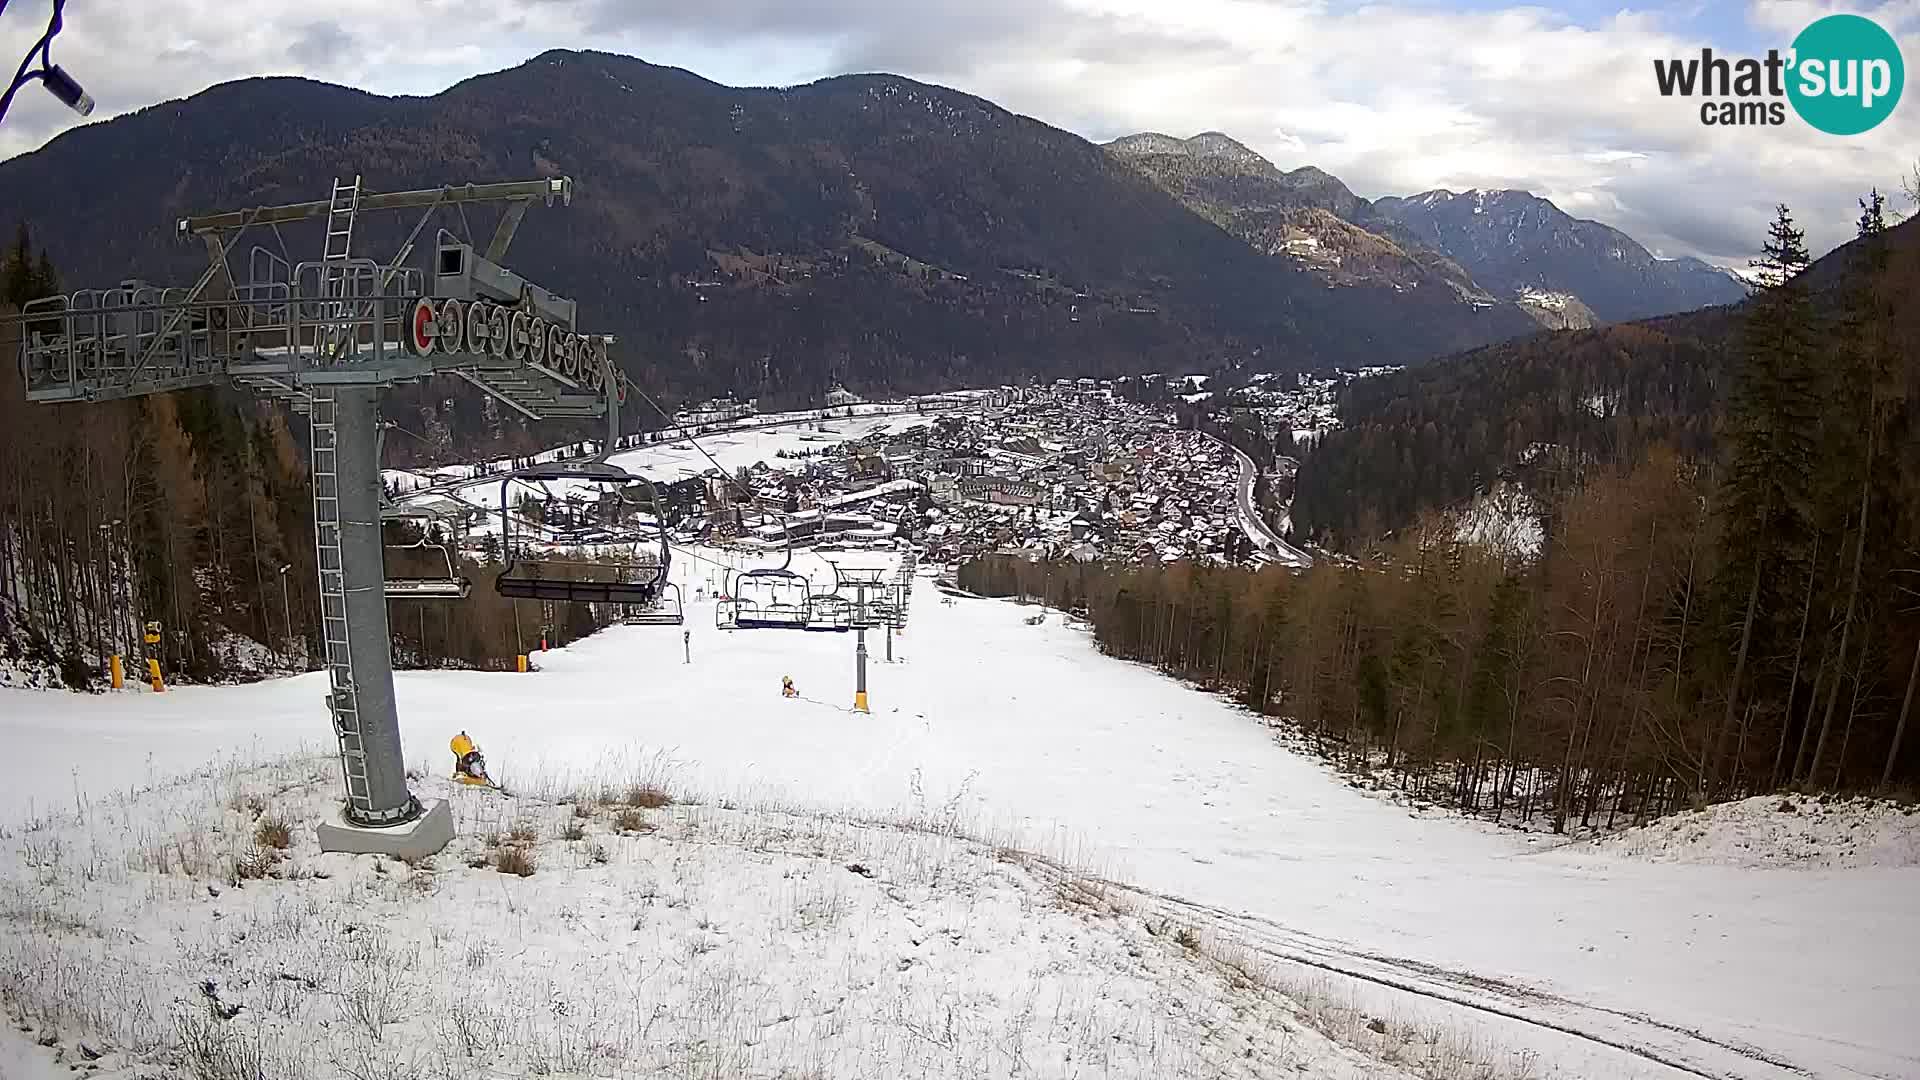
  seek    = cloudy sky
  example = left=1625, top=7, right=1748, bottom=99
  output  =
left=1, top=0, right=1913, bottom=265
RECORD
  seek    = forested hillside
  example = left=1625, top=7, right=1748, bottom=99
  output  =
left=1291, top=311, right=1734, bottom=544
left=0, top=49, right=1553, bottom=424
left=1293, top=211, right=1920, bottom=547
left=964, top=194, right=1920, bottom=817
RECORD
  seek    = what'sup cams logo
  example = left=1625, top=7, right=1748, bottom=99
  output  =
left=1654, top=13, right=1904, bottom=134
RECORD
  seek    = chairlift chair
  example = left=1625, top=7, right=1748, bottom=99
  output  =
left=382, top=508, right=472, bottom=600
left=621, top=582, right=684, bottom=626
left=494, top=461, right=674, bottom=610
left=714, top=512, right=814, bottom=629
left=719, top=567, right=812, bottom=627
left=803, top=593, right=853, bottom=632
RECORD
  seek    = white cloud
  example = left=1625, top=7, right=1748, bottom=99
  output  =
left=1, top=0, right=1912, bottom=265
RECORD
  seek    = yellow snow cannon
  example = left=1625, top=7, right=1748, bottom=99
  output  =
left=450, top=731, right=496, bottom=787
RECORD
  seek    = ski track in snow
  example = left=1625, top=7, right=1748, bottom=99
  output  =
left=1, top=550, right=1915, bottom=1080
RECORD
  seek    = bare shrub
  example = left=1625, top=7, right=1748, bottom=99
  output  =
left=571, top=801, right=593, bottom=820
left=230, top=848, right=284, bottom=883
left=492, top=846, right=535, bottom=878
left=560, top=821, right=585, bottom=842
left=613, top=809, right=653, bottom=834
left=176, top=1011, right=267, bottom=1080
left=334, top=957, right=408, bottom=1042
left=253, top=817, right=293, bottom=851
left=506, top=819, right=539, bottom=845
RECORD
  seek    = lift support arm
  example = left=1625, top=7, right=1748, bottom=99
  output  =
left=178, top=178, right=572, bottom=237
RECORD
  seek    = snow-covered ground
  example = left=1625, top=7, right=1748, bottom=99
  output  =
left=2, top=562, right=1916, bottom=1079
left=386, top=410, right=939, bottom=503
left=389, top=413, right=936, bottom=535
left=5, top=756, right=1488, bottom=1080
left=1572, top=794, right=1920, bottom=871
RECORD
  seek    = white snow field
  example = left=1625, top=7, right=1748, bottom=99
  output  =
left=385, top=412, right=939, bottom=522
left=2, top=551, right=1916, bottom=1079
left=3, top=756, right=1486, bottom=1080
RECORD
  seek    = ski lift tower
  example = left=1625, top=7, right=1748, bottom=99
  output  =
left=5, top=175, right=621, bottom=858
left=834, top=565, right=892, bottom=713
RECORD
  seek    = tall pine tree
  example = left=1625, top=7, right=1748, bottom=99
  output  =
left=1713, top=205, right=1819, bottom=795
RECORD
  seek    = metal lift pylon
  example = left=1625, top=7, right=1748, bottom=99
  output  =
left=5, top=175, right=611, bottom=859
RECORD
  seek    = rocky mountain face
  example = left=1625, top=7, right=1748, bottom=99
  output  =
left=1107, top=133, right=1744, bottom=331
left=1370, top=188, right=1747, bottom=322
left=1105, top=132, right=1492, bottom=295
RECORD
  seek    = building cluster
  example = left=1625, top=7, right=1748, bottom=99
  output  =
left=700, top=381, right=1266, bottom=567
left=1216, top=367, right=1400, bottom=448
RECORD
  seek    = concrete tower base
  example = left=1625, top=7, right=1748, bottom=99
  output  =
left=316, top=798, right=455, bottom=859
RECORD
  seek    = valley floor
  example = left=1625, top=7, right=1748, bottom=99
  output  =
left=1, top=550, right=1915, bottom=1079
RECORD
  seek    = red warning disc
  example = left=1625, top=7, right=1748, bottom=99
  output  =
left=407, top=297, right=435, bottom=357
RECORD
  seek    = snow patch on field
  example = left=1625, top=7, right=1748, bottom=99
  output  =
left=0, top=755, right=1537, bottom=1080
left=1581, top=795, right=1920, bottom=870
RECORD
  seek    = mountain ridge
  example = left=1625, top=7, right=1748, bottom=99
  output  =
left=1105, top=131, right=1745, bottom=329
left=1371, top=186, right=1747, bottom=322
left=0, top=51, right=1569, bottom=406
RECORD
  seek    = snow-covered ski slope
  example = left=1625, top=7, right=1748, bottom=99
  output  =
left=2, top=551, right=1914, bottom=1079
left=388, top=412, right=938, bottom=525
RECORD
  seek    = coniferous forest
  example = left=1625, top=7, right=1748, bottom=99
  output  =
left=963, top=196, right=1920, bottom=821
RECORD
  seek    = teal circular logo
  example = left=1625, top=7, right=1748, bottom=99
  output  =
left=1787, top=14, right=1904, bottom=135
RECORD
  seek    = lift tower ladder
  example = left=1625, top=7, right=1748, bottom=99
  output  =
left=5, top=175, right=614, bottom=854
left=310, top=177, right=378, bottom=818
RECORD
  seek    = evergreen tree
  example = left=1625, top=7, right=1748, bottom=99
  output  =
left=1805, top=191, right=1895, bottom=785
left=32, top=249, right=58, bottom=299
left=2, top=223, right=34, bottom=305
left=1712, top=205, right=1819, bottom=793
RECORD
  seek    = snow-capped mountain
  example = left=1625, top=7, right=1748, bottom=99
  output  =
left=1370, top=188, right=1747, bottom=322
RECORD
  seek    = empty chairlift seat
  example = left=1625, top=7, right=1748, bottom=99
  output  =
left=493, top=462, right=678, bottom=619
left=719, top=568, right=813, bottom=628
left=383, top=509, right=472, bottom=600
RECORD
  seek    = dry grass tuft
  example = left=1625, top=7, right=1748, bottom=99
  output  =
left=624, top=785, right=671, bottom=809
left=253, top=817, right=293, bottom=851
left=507, top=819, right=540, bottom=845
left=492, top=845, right=536, bottom=878
left=613, top=808, right=654, bottom=835
left=561, top=821, right=586, bottom=842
